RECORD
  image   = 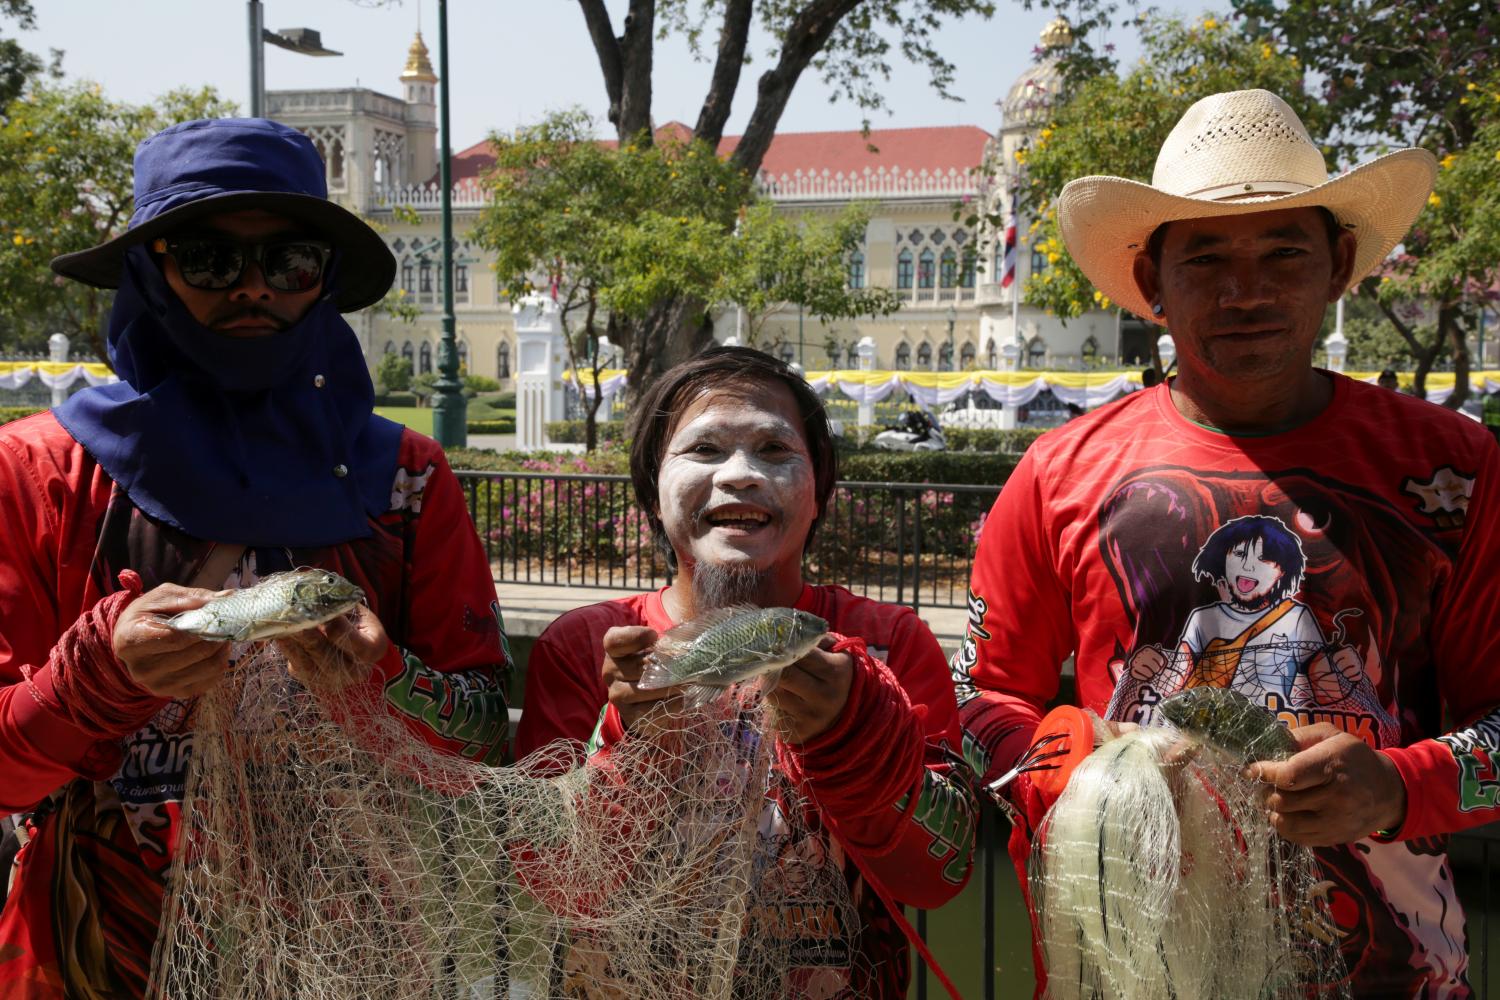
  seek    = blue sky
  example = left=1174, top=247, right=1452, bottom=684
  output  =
left=21, top=1, right=1149, bottom=150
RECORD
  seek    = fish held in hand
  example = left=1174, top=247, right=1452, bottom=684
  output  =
left=1159, top=686, right=1298, bottom=762
left=165, top=569, right=366, bottom=643
left=637, top=605, right=829, bottom=709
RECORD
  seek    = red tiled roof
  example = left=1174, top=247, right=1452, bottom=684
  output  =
left=442, top=121, right=989, bottom=185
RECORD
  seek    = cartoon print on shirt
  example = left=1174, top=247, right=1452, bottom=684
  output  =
left=1096, top=469, right=1415, bottom=750
left=1123, top=515, right=1372, bottom=712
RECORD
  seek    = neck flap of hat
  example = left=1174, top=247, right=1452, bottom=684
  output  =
left=54, top=247, right=403, bottom=548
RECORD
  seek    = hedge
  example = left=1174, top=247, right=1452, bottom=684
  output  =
left=837, top=449, right=1018, bottom=486
left=544, top=420, right=628, bottom=445
left=466, top=419, right=516, bottom=434
left=0, top=407, right=42, bottom=426
left=446, top=445, right=631, bottom=475
left=374, top=392, right=419, bottom=407
left=941, top=426, right=1048, bottom=454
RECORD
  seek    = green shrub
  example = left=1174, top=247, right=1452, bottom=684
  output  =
left=445, top=445, right=631, bottom=475
left=374, top=392, right=418, bottom=407
left=463, top=375, right=502, bottom=395
left=544, top=420, right=628, bottom=445
left=942, top=426, right=1048, bottom=454
left=837, top=450, right=1018, bottom=486
left=466, top=419, right=517, bottom=434
left=493, top=390, right=516, bottom=409
left=0, top=407, right=42, bottom=426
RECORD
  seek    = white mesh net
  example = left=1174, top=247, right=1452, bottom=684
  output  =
left=148, top=641, right=865, bottom=999
left=1030, top=720, right=1351, bottom=1000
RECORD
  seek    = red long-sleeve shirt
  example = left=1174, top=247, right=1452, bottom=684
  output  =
left=956, top=376, right=1500, bottom=998
left=0, top=412, right=511, bottom=999
left=517, top=583, right=976, bottom=998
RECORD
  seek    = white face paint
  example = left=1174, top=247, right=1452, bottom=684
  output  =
left=656, top=382, right=818, bottom=577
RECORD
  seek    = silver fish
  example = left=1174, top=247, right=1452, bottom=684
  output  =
left=166, top=569, right=365, bottom=643
left=636, top=605, right=829, bottom=708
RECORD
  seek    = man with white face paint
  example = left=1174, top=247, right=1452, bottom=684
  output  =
left=517, top=346, right=976, bottom=997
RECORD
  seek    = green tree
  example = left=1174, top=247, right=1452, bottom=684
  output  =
left=999, top=15, right=1317, bottom=328
left=376, top=350, right=413, bottom=393
left=1226, top=0, right=1498, bottom=405
left=576, top=0, right=996, bottom=399
left=0, top=1, right=50, bottom=112
left=473, top=110, right=896, bottom=450
left=0, top=80, right=234, bottom=357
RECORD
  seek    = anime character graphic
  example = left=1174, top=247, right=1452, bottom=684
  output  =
left=1125, top=515, right=1369, bottom=709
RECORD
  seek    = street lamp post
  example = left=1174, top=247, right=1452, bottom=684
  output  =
left=430, top=0, right=466, bottom=447
left=247, top=2, right=342, bottom=117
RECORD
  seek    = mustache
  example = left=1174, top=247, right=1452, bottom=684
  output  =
left=694, top=501, right=781, bottom=524
left=204, top=305, right=291, bottom=331
left=1210, top=310, right=1288, bottom=333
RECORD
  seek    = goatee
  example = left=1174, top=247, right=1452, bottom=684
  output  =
left=691, top=562, right=771, bottom=610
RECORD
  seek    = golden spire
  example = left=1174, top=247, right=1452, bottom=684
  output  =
left=401, top=31, right=437, bottom=82
left=1040, top=16, right=1073, bottom=50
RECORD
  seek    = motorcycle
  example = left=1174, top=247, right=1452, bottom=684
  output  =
left=871, top=409, right=946, bottom=452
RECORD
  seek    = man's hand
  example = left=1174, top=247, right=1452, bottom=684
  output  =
left=1128, top=645, right=1167, bottom=681
left=112, top=585, right=234, bottom=699
left=765, top=637, right=854, bottom=746
left=600, top=625, right=677, bottom=734
left=277, top=605, right=390, bottom=692
left=1249, top=723, right=1407, bottom=846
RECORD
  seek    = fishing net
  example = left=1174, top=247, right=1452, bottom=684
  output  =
left=1030, top=719, right=1351, bottom=1000
left=147, top=640, right=865, bottom=999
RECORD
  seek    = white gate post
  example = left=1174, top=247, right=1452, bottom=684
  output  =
left=47, top=333, right=69, bottom=408
left=856, top=336, right=877, bottom=428
left=512, top=296, right=564, bottom=452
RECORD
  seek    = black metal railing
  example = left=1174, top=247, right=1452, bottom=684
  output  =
left=458, top=471, right=1001, bottom=611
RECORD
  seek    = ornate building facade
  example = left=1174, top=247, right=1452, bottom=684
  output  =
left=268, top=22, right=1144, bottom=386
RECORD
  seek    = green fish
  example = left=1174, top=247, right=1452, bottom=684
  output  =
left=1158, top=686, right=1299, bottom=762
left=637, top=605, right=829, bottom=708
left=166, top=569, right=365, bottom=643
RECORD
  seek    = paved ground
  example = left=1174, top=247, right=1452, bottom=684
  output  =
left=493, top=579, right=969, bottom=653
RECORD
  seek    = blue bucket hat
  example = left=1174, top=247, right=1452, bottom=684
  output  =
left=51, top=118, right=394, bottom=312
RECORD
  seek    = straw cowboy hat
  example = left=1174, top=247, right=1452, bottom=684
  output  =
left=1057, top=89, right=1436, bottom=325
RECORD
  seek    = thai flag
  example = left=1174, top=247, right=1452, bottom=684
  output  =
left=1000, top=220, right=1017, bottom=290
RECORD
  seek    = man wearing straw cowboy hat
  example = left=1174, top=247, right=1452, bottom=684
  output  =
left=955, top=89, right=1500, bottom=996
left=0, top=118, right=511, bottom=998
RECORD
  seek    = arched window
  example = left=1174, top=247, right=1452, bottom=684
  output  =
left=455, top=263, right=470, bottom=303
left=938, top=341, right=954, bottom=371
left=961, top=251, right=976, bottom=289
left=419, top=260, right=433, bottom=294
left=917, top=249, right=936, bottom=289
left=383, top=341, right=396, bottom=355
left=1031, top=248, right=1048, bottom=275
left=827, top=344, right=841, bottom=368
left=917, top=342, right=933, bottom=369
left=896, top=249, right=914, bottom=290
left=939, top=248, right=957, bottom=289
left=847, top=252, right=865, bottom=290
left=457, top=340, right=469, bottom=372
left=400, top=259, right=414, bottom=295
left=497, top=341, right=511, bottom=379
left=419, top=341, right=433, bottom=374
left=895, top=342, right=911, bottom=370
left=987, top=340, right=998, bottom=370
left=779, top=342, right=795, bottom=365
left=401, top=341, right=414, bottom=367
left=1026, top=335, right=1047, bottom=368
left=961, top=342, right=977, bottom=369
left=328, top=138, right=345, bottom=183
left=1081, top=335, right=1100, bottom=364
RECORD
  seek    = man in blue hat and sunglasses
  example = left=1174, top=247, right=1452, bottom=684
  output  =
left=0, top=118, right=512, bottom=997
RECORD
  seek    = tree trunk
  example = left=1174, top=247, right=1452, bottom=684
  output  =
left=1372, top=289, right=1441, bottom=400
left=623, top=296, right=713, bottom=401
left=1443, top=303, right=1471, bottom=410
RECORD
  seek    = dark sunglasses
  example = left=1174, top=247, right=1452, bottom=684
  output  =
left=150, top=236, right=332, bottom=292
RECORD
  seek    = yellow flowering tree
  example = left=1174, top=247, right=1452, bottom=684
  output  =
left=1011, top=14, right=1317, bottom=327
left=0, top=81, right=233, bottom=357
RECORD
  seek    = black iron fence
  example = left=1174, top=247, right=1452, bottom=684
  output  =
left=457, top=471, right=1001, bottom=611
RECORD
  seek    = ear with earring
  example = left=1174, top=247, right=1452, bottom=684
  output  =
left=1151, top=303, right=1164, bottom=317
